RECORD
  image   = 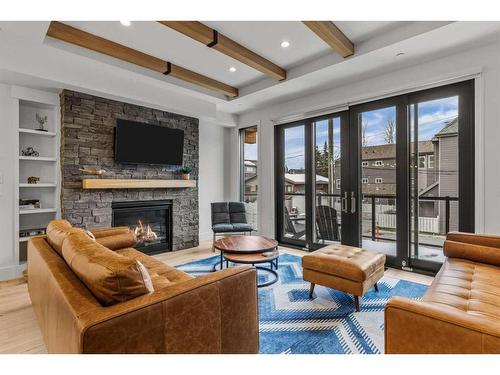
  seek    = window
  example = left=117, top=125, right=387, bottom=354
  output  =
left=240, top=126, right=258, bottom=229
left=361, top=161, right=369, bottom=167
left=286, top=185, right=293, bottom=193
left=374, top=161, right=383, bottom=166
left=362, top=177, right=369, bottom=184
left=428, top=154, right=435, bottom=169
left=375, top=178, right=383, bottom=184
left=418, top=156, right=426, bottom=168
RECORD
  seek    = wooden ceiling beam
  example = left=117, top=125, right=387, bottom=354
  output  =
left=46, top=21, right=238, bottom=97
left=159, top=21, right=287, bottom=81
left=302, top=21, right=354, bottom=58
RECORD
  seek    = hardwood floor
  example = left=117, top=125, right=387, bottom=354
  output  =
left=0, top=240, right=433, bottom=354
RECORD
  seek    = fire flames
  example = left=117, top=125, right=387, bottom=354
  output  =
left=134, top=220, right=158, bottom=242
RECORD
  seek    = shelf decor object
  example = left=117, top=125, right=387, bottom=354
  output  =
left=179, top=166, right=192, bottom=180
left=79, top=167, right=107, bottom=176
left=82, top=179, right=196, bottom=189
left=21, top=146, right=40, bottom=157
left=35, top=113, right=48, bottom=132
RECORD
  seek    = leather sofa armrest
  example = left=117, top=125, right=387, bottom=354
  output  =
left=385, top=297, right=500, bottom=353
left=90, top=226, right=130, bottom=238
left=444, top=239, right=500, bottom=266
left=95, top=232, right=137, bottom=250
left=78, top=266, right=259, bottom=353
left=446, top=232, right=500, bottom=248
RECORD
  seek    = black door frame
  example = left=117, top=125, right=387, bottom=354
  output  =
left=348, top=96, right=409, bottom=268
left=275, top=120, right=309, bottom=248
left=407, top=80, right=475, bottom=273
left=274, top=79, right=475, bottom=274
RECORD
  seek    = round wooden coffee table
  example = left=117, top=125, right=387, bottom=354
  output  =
left=213, top=236, right=279, bottom=287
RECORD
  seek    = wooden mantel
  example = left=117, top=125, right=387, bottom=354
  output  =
left=82, top=179, right=196, bottom=189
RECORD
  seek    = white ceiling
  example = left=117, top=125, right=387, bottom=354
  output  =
left=1, top=21, right=500, bottom=123
left=63, top=21, right=411, bottom=88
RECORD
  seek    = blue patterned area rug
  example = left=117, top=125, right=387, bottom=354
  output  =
left=177, top=253, right=427, bottom=354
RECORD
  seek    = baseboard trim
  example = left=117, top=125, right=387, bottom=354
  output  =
left=0, top=263, right=27, bottom=282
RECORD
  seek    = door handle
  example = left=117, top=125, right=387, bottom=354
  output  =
left=341, top=192, right=348, bottom=213
left=350, top=192, right=356, bottom=214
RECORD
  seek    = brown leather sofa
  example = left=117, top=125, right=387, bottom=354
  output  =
left=28, top=220, right=259, bottom=354
left=385, top=232, right=500, bottom=354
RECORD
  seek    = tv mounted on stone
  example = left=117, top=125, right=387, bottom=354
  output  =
left=114, top=119, right=184, bottom=166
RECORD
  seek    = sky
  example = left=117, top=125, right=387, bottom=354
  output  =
left=280, top=95, right=458, bottom=170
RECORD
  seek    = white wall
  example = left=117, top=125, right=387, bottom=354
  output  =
left=198, top=120, right=230, bottom=241
left=235, top=40, right=500, bottom=237
left=0, top=85, right=18, bottom=279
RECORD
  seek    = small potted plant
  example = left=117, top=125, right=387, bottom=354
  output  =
left=180, top=166, right=192, bottom=180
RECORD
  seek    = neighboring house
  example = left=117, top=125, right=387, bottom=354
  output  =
left=433, top=118, right=459, bottom=232
left=244, top=160, right=258, bottom=197
left=284, top=173, right=329, bottom=194
left=283, top=173, right=329, bottom=215
left=316, top=118, right=459, bottom=232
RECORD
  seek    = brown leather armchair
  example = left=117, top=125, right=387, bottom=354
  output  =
left=385, top=232, right=500, bottom=354
left=28, top=223, right=259, bottom=354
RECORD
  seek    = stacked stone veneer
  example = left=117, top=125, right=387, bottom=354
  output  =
left=60, top=90, right=199, bottom=250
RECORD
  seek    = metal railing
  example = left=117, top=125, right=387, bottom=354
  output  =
left=284, top=192, right=458, bottom=247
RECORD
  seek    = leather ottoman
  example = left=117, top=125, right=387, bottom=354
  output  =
left=302, top=244, right=386, bottom=311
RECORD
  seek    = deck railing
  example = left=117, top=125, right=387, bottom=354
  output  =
left=282, top=193, right=458, bottom=247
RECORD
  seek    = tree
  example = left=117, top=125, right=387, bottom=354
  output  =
left=361, top=122, right=368, bottom=147
left=315, top=143, right=328, bottom=177
left=384, top=119, right=396, bottom=144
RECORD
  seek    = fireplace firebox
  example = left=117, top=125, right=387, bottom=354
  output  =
left=111, top=200, right=172, bottom=255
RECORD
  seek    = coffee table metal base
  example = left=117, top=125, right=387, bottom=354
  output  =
left=212, top=262, right=279, bottom=287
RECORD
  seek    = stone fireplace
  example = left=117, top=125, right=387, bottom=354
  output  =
left=60, top=90, right=199, bottom=251
left=112, top=200, right=172, bottom=255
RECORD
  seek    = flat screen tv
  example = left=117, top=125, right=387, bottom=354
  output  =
left=114, top=119, right=184, bottom=165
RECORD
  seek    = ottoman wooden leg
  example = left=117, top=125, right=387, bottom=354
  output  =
left=309, top=283, right=315, bottom=299
left=374, top=282, right=379, bottom=292
left=354, top=295, right=360, bottom=312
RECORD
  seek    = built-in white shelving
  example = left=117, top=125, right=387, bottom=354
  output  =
left=19, top=208, right=57, bottom=215
left=19, top=183, right=57, bottom=188
left=14, top=87, right=61, bottom=265
left=19, top=156, right=57, bottom=162
left=19, top=128, right=57, bottom=137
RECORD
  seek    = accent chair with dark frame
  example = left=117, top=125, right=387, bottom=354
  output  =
left=211, top=202, right=255, bottom=251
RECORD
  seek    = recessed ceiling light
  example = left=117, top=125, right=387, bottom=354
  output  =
left=120, top=21, right=132, bottom=27
left=396, top=52, right=405, bottom=57
left=281, top=41, right=290, bottom=48
left=229, top=67, right=237, bottom=73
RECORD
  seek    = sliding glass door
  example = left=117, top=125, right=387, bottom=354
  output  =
left=349, top=96, right=408, bottom=267
left=408, top=81, right=474, bottom=272
left=275, top=80, right=474, bottom=273
left=276, top=122, right=308, bottom=247
left=311, top=114, right=350, bottom=248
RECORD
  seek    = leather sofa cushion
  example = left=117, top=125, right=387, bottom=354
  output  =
left=302, top=244, right=385, bottom=282
left=212, top=223, right=235, bottom=233
left=115, top=248, right=193, bottom=289
left=62, top=232, right=152, bottom=306
left=90, top=226, right=130, bottom=238
left=46, top=219, right=82, bottom=256
left=422, top=257, right=500, bottom=322
left=96, top=232, right=137, bottom=250
left=232, top=223, right=253, bottom=232
left=447, top=232, right=500, bottom=249
left=444, top=240, right=500, bottom=267
left=229, top=202, right=247, bottom=224
left=211, top=202, right=230, bottom=225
